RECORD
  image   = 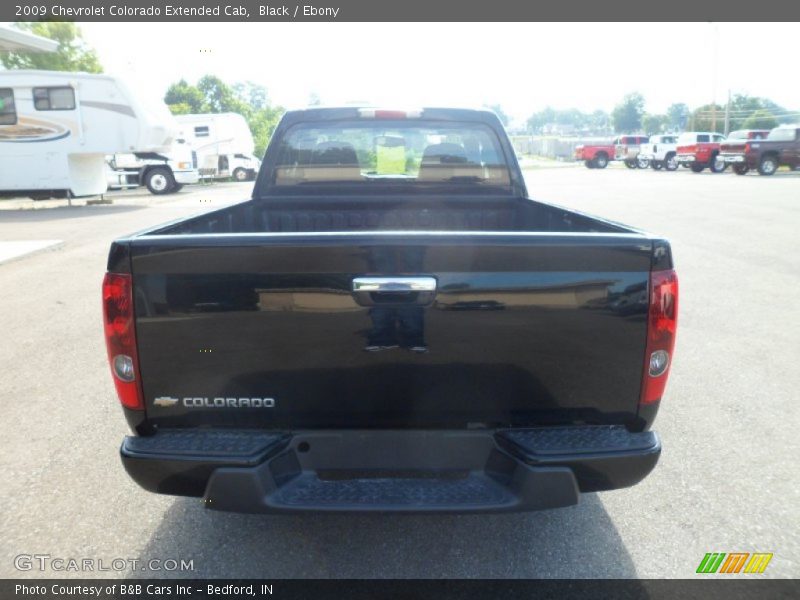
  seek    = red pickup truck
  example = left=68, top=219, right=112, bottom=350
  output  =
left=718, top=129, right=771, bottom=175
left=574, top=140, right=615, bottom=169
left=676, top=132, right=727, bottom=173
left=574, top=135, right=649, bottom=169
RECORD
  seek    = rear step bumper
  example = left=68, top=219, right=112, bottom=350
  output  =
left=120, top=427, right=660, bottom=514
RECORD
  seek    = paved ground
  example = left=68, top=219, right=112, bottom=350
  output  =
left=0, top=168, right=797, bottom=579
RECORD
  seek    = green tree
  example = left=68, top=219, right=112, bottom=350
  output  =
left=0, top=22, right=102, bottom=72
left=642, top=114, right=668, bottom=135
left=526, top=107, right=556, bottom=134
left=164, top=79, right=208, bottom=114
left=742, top=109, right=778, bottom=130
left=612, top=93, right=645, bottom=133
left=249, top=105, right=284, bottom=156
left=233, top=81, right=268, bottom=110
left=726, top=94, right=789, bottom=130
left=666, top=103, right=690, bottom=131
left=690, top=103, right=725, bottom=133
left=197, top=75, right=250, bottom=114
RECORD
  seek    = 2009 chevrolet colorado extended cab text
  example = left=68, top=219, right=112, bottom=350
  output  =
left=104, top=107, right=678, bottom=514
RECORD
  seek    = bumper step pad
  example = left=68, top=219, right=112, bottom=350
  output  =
left=271, top=473, right=513, bottom=508
left=123, top=430, right=287, bottom=459
left=498, top=425, right=658, bottom=457
left=122, top=427, right=660, bottom=513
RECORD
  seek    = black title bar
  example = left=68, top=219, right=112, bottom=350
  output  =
left=4, top=0, right=799, bottom=22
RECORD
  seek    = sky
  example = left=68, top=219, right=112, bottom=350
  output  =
left=66, top=22, right=800, bottom=127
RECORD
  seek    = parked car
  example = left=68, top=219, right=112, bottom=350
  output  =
left=719, top=130, right=770, bottom=175
left=638, top=135, right=679, bottom=171
left=721, top=125, right=799, bottom=176
left=105, top=107, right=677, bottom=514
left=676, top=132, right=727, bottom=173
left=615, top=135, right=650, bottom=169
left=574, top=140, right=615, bottom=169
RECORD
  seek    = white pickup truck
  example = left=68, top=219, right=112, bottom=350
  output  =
left=638, top=135, right=679, bottom=171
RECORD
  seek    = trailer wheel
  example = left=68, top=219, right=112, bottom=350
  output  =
left=594, top=153, right=609, bottom=169
left=664, top=153, right=678, bottom=171
left=145, top=167, right=176, bottom=195
left=733, top=164, right=749, bottom=175
left=757, top=155, right=778, bottom=176
left=233, top=167, right=249, bottom=181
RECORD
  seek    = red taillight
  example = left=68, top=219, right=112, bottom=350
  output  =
left=640, top=269, right=679, bottom=405
left=744, top=143, right=751, bottom=153
left=102, top=272, right=144, bottom=410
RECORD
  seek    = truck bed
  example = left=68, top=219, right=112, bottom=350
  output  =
left=148, top=196, right=630, bottom=235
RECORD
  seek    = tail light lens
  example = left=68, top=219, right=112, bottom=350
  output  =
left=358, top=108, right=422, bottom=119
left=640, top=269, right=679, bottom=405
left=102, top=272, right=144, bottom=410
left=744, top=143, right=751, bottom=153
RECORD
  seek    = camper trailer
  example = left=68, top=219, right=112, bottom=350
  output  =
left=175, top=112, right=260, bottom=181
left=0, top=70, right=197, bottom=198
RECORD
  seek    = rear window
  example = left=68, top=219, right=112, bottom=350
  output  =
left=767, top=127, right=797, bottom=142
left=271, top=120, right=512, bottom=190
left=0, top=88, right=15, bottom=125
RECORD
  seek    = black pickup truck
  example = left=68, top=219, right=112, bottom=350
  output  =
left=103, top=107, right=678, bottom=513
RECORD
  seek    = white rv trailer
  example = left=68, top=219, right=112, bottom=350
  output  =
left=175, top=112, right=260, bottom=181
left=0, top=70, right=197, bottom=198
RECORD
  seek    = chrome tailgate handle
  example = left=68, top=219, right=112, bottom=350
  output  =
left=352, top=276, right=437, bottom=306
left=352, top=277, right=437, bottom=293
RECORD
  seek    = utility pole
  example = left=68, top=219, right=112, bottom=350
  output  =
left=724, top=89, right=731, bottom=136
left=711, top=23, right=719, bottom=132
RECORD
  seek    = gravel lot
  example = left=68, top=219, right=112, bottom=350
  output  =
left=0, top=166, right=797, bottom=578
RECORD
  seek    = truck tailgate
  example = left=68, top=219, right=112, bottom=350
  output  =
left=129, top=233, right=651, bottom=429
